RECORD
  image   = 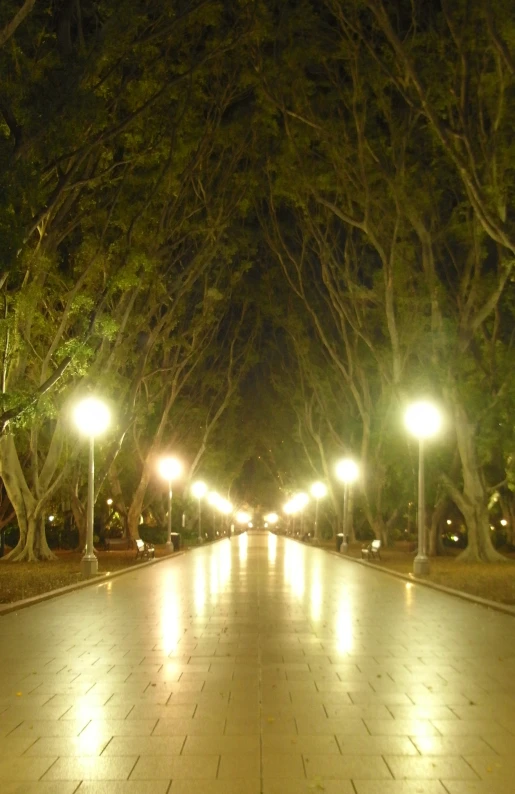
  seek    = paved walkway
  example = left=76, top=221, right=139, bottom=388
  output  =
left=1, top=533, right=515, bottom=794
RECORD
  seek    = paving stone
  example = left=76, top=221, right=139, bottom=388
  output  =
left=1, top=534, right=515, bottom=793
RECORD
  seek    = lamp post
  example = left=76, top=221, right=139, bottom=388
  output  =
left=73, top=396, right=111, bottom=578
left=335, top=458, right=359, bottom=553
left=158, top=456, right=183, bottom=550
left=208, top=491, right=222, bottom=537
left=310, top=482, right=327, bottom=544
left=405, top=400, right=441, bottom=576
left=292, top=492, right=309, bottom=537
left=191, top=481, right=208, bottom=543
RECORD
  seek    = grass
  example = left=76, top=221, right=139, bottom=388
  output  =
left=0, top=546, right=176, bottom=605
left=1, top=539, right=515, bottom=608
left=323, top=541, right=515, bottom=606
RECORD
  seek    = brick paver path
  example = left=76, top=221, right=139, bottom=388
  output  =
left=1, top=532, right=515, bottom=793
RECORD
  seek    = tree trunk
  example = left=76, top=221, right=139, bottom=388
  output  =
left=0, top=434, right=56, bottom=561
left=70, top=489, right=86, bottom=551
left=428, top=494, right=451, bottom=557
left=126, top=468, right=151, bottom=541
left=445, top=397, right=507, bottom=563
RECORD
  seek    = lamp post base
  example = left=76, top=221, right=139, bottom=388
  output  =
left=80, top=555, right=98, bottom=579
left=340, top=541, right=348, bottom=554
left=165, top=541, right=173, bottom=551
left=413, top=554, right=430, bottom=576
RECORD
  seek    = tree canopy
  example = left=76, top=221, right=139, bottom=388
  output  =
left=1, top=0, right=515, bottom=561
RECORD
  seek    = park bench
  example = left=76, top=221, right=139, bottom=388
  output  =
left=135, top=538, right=155, bottom=561
left=361, top=539, right=381, bottom=561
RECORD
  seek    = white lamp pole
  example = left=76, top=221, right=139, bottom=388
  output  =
left=158, top=456, right=183, bottom=550
left=405, top=400, right=441, bottom=576
left=73, top=397, right=111, bottom=579
left=335, top=458, right=359, bottom=553
left=192, top=481, right=208, bottom=543
left=292, top=492, right=309, bottom=537
left=310, top=482, right=327, bottom=544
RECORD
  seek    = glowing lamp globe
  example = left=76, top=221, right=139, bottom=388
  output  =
left=158, top=456, right=183, bottom=482
left=73, top=397, right=110, bottom=437
left=405, top=401, right=441, bottom=439
left=192, top=481, right=208, bottom=499
left=335, top=458, right=359, bottom=484
left=311, top=482, right=327, bottom=499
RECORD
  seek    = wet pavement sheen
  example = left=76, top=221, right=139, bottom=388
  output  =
left=1, top=531, right=515, bottom=793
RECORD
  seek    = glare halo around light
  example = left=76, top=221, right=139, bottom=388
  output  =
left=311, top=481, right=327, bottom=499
left=335, top=458, right=359, bottom=484
left=192, top=481, right=208, bottom=499
left=158, top=456, right=183, bottom=482
left=404, top=400, right=441, bottom=439
left=73, top=397, right=110, bottom=437
left=236, top=511, right=251, bottom=525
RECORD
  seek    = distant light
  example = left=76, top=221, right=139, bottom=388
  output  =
left=192, top=481, right=208, bottom=499
left=107, top=498, right=113, bottom=506
left=335, top=458, right=359, bottom=484
left=292, top=492, right=309, bottom=510
left=446, top=519, right=452, bottom=525
left=264, top=522, right=268, bottom=528
left=311, top=481, right=327, bottom=499
left=451, top=535, right=459, bottom=542
left=218, top=498, right=232, bottom=515
left=236, top=511, right=251, bottom=525
left=158, top=456, right=183, bottom=482
left=264, top=512, right=278, bottom=524
left=248, top=522, right=253, bottom=528
left=405, top=400, right=441, bottom=439
left=501, top=519, right=508, bottom=527
left=48, top=515, right=55, bottom=523
left=208, top=491, right=221, bottom=507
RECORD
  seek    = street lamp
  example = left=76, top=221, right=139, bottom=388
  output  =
left=158, top=456, right=183, bottom=550
left=335, top=458, right=359, bottom=553
left=191, top=481, right=208, bottom=543
left=73, top=396, right=111, bottom=578
left=405, top=400, right=441, bottom=575
left=218, top=498, right=233, bottom=535
left=310, top=482, right=327, bottom=544
left=264, top=512, right=278, bottom=528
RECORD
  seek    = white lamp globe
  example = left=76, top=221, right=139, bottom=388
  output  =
left=192, top=481, right=208, bottom=499
left=158, top=456, right=183, bottom=482
left=292, top=492, right=309, bottom=510
left=405, top=401, right=441, bottom=439
left=311, top=481, right=327, bottom=499
left=335, top=458, right=359, bottom=484
left=73, top=397, right=110, bottom=437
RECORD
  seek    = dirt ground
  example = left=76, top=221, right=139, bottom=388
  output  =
left=1, top=540, right=515, bottom=607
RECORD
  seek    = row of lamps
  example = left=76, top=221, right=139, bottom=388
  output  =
left=72, top=395, right=441, bottom=579
left=279, top=400, right=442, bottom=576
